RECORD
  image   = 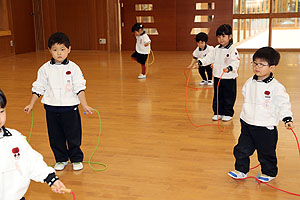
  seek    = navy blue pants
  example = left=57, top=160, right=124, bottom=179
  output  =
left=46, top=108, right=83, bottom=163
left=233, top=119, right=278, bottom=177
left=212, top=77, right=236, bottom=117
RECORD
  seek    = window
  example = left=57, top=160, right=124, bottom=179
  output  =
left=136, top=16, right=154, bottom=23
left=135, top=4, right=153, bottom=11
left=190, top=28, right=210, bottom=35
left=196, top=2, right=215, bottom=10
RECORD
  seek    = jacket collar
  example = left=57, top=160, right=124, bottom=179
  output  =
left=140, top=31, right=146, bottom=36
left=253, top=72, right=274, bottom=83
left=0, top=126, right=12, bottom=138
left=219, top=41, right=233, bottom=49
left=50, top=58, right=69, bottom=65
left=198, top=45, right=207, bottom=51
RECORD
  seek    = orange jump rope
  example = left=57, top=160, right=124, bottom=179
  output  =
left=185, top=67, right=300, bottom=196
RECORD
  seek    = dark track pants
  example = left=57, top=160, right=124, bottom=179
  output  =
left=233, top=119, right=278, bottom=177
left=46, top=109, right=83, bottom=162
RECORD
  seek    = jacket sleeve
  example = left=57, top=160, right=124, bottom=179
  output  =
left=275, top=84, right=293, bottom=122
left=198, top=47, right=215, bottom=66
left=72, top=64, right=87, bottom=94
left=228, top=47, right=240, bottom=73
left=16, top=132, right=55, bottom=183
left=32, top=65, right=47, bottom=95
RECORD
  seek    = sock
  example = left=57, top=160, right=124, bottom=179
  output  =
left=141, top=64, right=146, bottom=75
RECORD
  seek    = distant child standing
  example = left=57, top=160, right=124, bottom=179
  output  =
left=131, top=23, right=151, bottom=79
left=0, top=89, right=66, bottom=200
left=195, top=24, right=240, bottom=121
left=228, top=47, right=294, bottom=182
left=24, top=32, right=94, bottom=171
left=187, top=32, right=214, bottom=86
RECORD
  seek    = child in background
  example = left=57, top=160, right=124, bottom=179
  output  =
left=187, top=32, right=214, bottom=86
left=24, top=32, right=94, bottom=171
left=0, top=89, right=66, bottom=200
left=228, top=47, right=294, bottom=183
left=131, top=23, right=151, bottom=79
left=195, top=24, right=240, bottom=121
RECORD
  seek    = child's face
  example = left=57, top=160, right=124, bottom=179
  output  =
left=197, top=41, right=206, bottom=49
left=252, top=58, right=275, bottom=80
left=0, top=107, right=6, bottom=128
left=217, top=34, right=232, bottom=46
left=134, top=29, right=144, bottom=36
left=48, top=43, right=71, bottom=63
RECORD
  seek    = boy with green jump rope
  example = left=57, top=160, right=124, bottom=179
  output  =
left=24, top=32, right=94, bottom=171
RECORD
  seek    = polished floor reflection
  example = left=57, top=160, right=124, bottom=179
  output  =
left=0, top=50, right=300, bottom=200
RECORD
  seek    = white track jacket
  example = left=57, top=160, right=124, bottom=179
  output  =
left=240, top=75, right=293, bottom=127
left=198, top=43, right=240, bottom=79
left=0, top=127, right=55, bottom=200
left=136, top=32, right=151, bottom=54
left=32, top=60, right=86, bottom=106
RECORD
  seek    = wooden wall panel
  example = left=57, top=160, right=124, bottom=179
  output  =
left=11, top=0, right=36, bottom=54
left=176, top=0, right=233, bottom=50
left=96, top=0, right=108, bottom=50
left=41, top=0, right=57, bottom=48
left=41, top=0, right=110, bottom=51
left=54, top=0, right=90, bottom=50
left=0, top=0, right=14, bottom=58
left=0, top=36, right=14, bottom=57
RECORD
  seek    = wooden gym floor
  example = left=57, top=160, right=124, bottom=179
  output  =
left=0, top=50, right=300, bottom=200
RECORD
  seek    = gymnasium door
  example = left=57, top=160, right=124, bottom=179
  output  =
left=11, top=0, right=36, bottom=54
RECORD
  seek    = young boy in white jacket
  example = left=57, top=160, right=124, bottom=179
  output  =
left=0, top=89, right=66, bottom=200
left=228, top=47, right=294, bottom=183
left=24, top=32, right=94, bottom=171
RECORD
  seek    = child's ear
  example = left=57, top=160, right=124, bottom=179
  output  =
left=68, top=46, right=71, bottom=52
left=269, top=65, right=276, bottom=71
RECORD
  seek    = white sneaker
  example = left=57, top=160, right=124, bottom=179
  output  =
left=222, top=116, right=232, bottom=121
left=138, top=74, right=146, bottom=79
left=207, top=80, right=213, bottom=86
left=199, top=80, right=208, bottom=85
left=258, top=174, right=275, bottom=182
left=228, top=170, right=247, bottom=179
left=212, top=115, right=222, bottom=121
left=54, top=161, right=68, bottom=171
left=72, top=162, right=83, bottom=171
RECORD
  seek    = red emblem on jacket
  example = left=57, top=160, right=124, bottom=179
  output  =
left=12, top=147, right=20, bottom=159
left=264, top=91, right=270, bottom=95
left=66, top=71, right=71, bottom=75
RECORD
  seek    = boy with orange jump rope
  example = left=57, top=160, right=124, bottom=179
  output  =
left=228, top=47, right=294, bottom=183
left=187, top=32, right=214, bottom=86
left=194, top=24, right=240, bottom=122
left=24, top=32, right=94, bottom=171
left=0, top=89, right=66, bottom=200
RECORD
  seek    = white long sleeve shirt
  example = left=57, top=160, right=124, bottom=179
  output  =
left=32, top=59, right=86, bottom=106
left=240, top=74, right=293, bottom=127
left=136, top=32, right=151, bottom=54
left=192, top=45, right=214, bottom=63
left=0, top=127, right=55, bottom=200
left=198, top=43, right=240, bottom=79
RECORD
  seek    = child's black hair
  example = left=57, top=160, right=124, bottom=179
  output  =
left=253, top=47, right=280, bottom=66
left=131, top=23, right=144, bottom=32
left=0, top=89, right=7, bottom=108
left=48, top=32, right=70, bottom=48
left=216, top=24, right=232, bottom=36
left=195, top=32, right=208, bottom=43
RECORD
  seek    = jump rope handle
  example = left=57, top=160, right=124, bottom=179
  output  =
left=51, top=186, right=72, bottom=193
